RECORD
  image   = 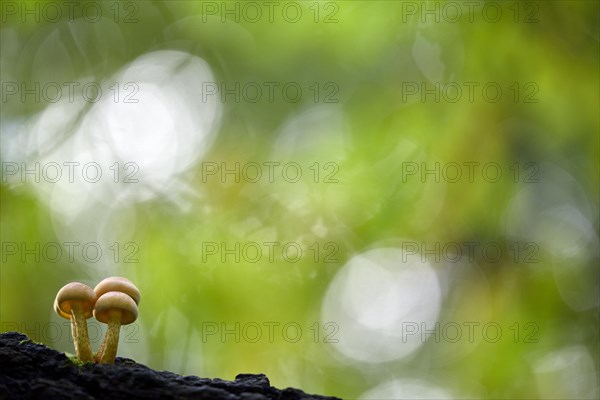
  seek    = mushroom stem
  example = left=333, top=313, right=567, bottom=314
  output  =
left=94, top=335, right=107, bottom=363
left=70, top=319, right=76, bottom=345
left=98, top=309, right=122, bottom=364
left=70, top=303, right=94, bottom=362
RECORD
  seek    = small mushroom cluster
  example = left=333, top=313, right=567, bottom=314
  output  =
left=54, top=277, right=140, bottom=363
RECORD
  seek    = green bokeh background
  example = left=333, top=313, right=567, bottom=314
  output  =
left=1, top=1, right=599, bottom=399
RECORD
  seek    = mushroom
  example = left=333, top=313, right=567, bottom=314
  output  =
left=93, top=291, right=138, bottom=363
left=94, top=277, right=141, bottom=304
left=93, top=277, right=140, bottom=362
left=54, top=282, right=97, bottom=362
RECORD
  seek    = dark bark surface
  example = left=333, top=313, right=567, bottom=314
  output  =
left=0, top=332, right=341, bottom=400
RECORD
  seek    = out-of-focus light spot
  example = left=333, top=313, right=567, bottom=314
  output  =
left=272, top=105, right=349, bottom=163
left=412, top=31, right=444, bottom=82
left=505, top=163, right=596, bottom=254
left=422, top=258, right=492, bottom=365
left=30, top=98, right=89, bottom=156
left=311, top=218, right=328, bottom=238
left=411, top=22, right=463, bottom=83
left=321, top=247, right=441, bottom=363
left=504, top=163, right=599, bottom=311
left=89, top=50, right=221, bottom=200
left=0, top=118, right=31, bottom=177
left=266, top=105, right=349, bottom=222
left=360, top=378, right=453, bottom=400
left=540, top=204, right=598, bottom=260
left=533, top=346, right=598, bottom=399
left=2, top=50, right=222, bottom=273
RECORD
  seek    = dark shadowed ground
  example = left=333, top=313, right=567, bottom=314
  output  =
left=0, top=332, right=341, bottom=400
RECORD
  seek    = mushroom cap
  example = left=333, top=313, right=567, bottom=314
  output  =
left=54, top=282, right=96, bottom=319
left=94, top=277, right=141, bottom=305
left=93, top=291, right=138, bottom=325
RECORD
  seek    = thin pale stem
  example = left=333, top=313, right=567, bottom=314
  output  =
left=71, top=319, right=76, bottom=345
left=95, top=332, right=107, bottom=363
left=70, top=303, right=94, bottom=362
left=99, top=310, right=122, bottom=364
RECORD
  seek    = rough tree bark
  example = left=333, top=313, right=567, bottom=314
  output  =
left=0, top=332, right=341, bottom=400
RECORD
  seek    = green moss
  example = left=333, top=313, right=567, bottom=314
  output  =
left=65, top=352, right=96, bottom=368
left=18, top=338, right=44, bottom=345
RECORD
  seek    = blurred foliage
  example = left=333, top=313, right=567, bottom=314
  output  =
left=1, top=1, right=599, bottom=399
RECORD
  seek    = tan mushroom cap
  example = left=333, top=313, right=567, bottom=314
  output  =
left=93, top=292, right=138, bottom=325
left=94, top=277, right=140, bottom=305
left=55, top=282, right=96, bottom=319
